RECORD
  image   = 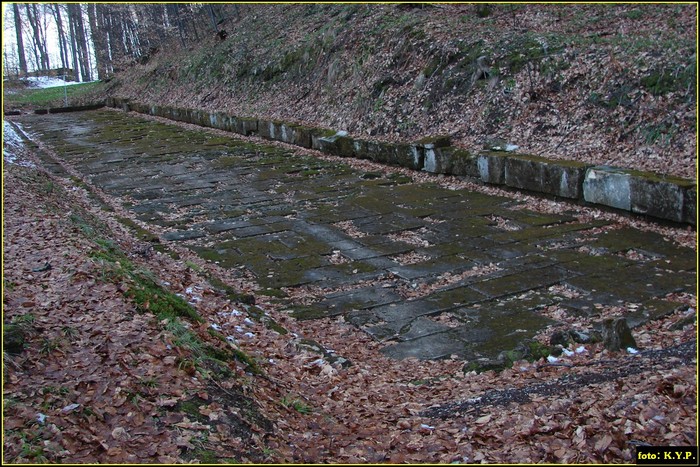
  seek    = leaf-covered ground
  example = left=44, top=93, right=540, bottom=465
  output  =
left=3, top=115, right=696, bottom=463
left=104, top=3, right=696, bottom=180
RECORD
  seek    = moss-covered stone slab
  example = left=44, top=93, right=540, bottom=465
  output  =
left=318, top=286, right=404, bottom=315
left=471, top=265, right=571, bottom=298
left=17, top=108, right=696, bottom=368
left=625, top=299, right=686, bottom=328
left=389, top=254, right=477, bottom=281
left=583, top=166, right=696, bottom=222
left=583, top=166, right=632, bottom=210
left=682, top=185, right=696, bottom=226
left=629, top=171, right=696, bottom=223
left=477, top=151, right=509, bottom=185
left=44, top=103, right=106, bottom=114
left=380, top=331, right=472, bottom=360
left=423, top=147, right=479, bottom=177
left=505, top=154, right=590, bottom=199
left=162, top=229, right=208, bottom=241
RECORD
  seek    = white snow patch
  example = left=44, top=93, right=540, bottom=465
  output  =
left=3, top=120, right=35, bottom=167
left=21, top=76, right=95, bottom=89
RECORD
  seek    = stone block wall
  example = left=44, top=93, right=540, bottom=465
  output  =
left=100, top=97, right=697, bottom=225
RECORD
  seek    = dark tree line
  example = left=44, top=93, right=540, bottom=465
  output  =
left=5, top=3, right=241, bottom=81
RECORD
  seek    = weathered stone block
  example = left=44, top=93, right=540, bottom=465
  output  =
left=584, top=166, right=696, bottom=223
left=583, top=166, right=632, bottom=210
left=313, top=131, right=355, bottom=157
left=352, top=139, right=370, bottom=159
left=193, top=109, right=208, bottom=126
left=477, top=151, right=508, bottom=185
left=132, top=102, right=149, bottom=114
left=237, top=117, right=258, bottom=136
left=683, top=186, right=696, bottom=226
left=263, top=122, right=314, bottom=148
left=391, top=143, right=423, bottom=170
left=310, top=128, right=339, bottom=151
left=281, top=123, right=313, bottom=148
left=156, top=105, right=166, bottom=117
left=169, top=107, right=187, bottom=123
left=601, top=317, right=637, bottom=351
left=415, top=135, right=452, bottom=149
left=505, top=154, right=589, bottom=199
left=422, top=146, right=440, bottom=173
left=256, top=119, right=276, bottom=140
left=423, top=147, right=477, bottom=176
left=630, top=172, right=696, bottom=223
left=414, top=136, right=450, bottom=173
left=365, top=140, right=390, bottom=164
left=209, top=112, right=231, bottom=131
left=361, top=141, right=421, bottom=169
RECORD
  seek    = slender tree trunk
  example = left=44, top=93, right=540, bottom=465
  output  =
left=25, top=5, right=41, bottom=72
left=53, top=4, right=69, bottom=71
left=206, top=4, right=220, bottom=32
left=95, top=4, right=113, bottom=75
left=86, top=4, right=99, bottom=73
left=108, top=6, right=127, bottom=70
left=67, top=4, right=81, bottom=81
left=169, top=4, right=187, bottom=48
left=25, top=4, right=50, bottom=71
left=12, top=3, right=28, bottom=76
left=68, top=4, right=91, bottom=81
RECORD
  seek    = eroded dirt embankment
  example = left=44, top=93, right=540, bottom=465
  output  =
left=107, top=3, right=696, bottom=180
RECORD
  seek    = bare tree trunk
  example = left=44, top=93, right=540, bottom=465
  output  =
left=12, top=3, right=28, bottom=76
left=67, top=4, right=80, bottom=81
left=68, top=4, right=91, bottom=81
left=25, top=4, right=50, bottom=71
left=87, top=3, right=108, bottom=79
left=108, top=6, right=128, bottom=70
left=206, top=4, right=221, bottom=32
left=95, top=4, right=113, bottom=75
left=168, top=4, right=187, bottom=48
left=52, top=4, right=69, bottom=71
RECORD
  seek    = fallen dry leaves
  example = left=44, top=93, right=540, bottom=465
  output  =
left=110, top=3, right=696, bottom=180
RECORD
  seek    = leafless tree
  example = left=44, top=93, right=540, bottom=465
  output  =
left=12, top=3, right=28, bottom=76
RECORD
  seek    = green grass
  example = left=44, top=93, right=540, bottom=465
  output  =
left=280, top=395, right=313, bottom=414
left=4, top=81, right=104, bottom=108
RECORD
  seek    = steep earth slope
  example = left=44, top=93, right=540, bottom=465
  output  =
left=108, top=3, right=696, bottom=179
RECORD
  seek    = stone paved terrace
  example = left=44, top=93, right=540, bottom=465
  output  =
left=9, top=110, right=697, bottom=365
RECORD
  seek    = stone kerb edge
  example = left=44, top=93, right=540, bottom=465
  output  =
left=105, top=98, right=696, bottom=225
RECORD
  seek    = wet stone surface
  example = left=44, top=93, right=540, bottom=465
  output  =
left=14, top=110, right=697, bottom=363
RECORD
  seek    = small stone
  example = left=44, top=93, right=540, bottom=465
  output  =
left=601, top=318, right=637, bottom=351
left=569, top=330, right=592, bottom=343
left=549, top=330, right=570, bottom=347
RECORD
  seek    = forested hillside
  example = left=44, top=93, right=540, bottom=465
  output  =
left=113, top=3, right=697, bottom=179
